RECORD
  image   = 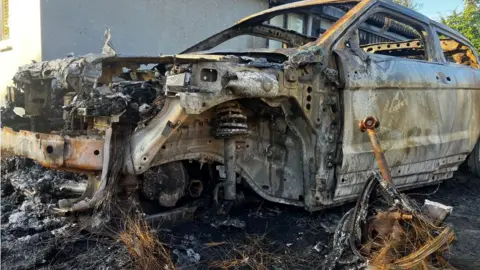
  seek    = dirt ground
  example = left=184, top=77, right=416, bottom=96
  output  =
left=1, top=157, right=480, bottom=269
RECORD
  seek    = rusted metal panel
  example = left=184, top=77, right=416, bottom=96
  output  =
left=64, top=136, right=104, bottom=171
left=1, top=127, right=104, bottom=171
left=361, top=39, right=479, bottom=68
left=1, top=127, right=64, bottom=168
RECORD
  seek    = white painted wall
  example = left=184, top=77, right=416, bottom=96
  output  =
left=40, top=0, right=269, bottom=60
left=0, top=0, right=42, bottom=106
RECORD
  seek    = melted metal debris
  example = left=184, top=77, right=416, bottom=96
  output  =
left=11, top=30, right=165, bottom=127
left=322, top=171, right=457, bottom=270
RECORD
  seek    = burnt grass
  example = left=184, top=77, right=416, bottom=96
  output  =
left=1, top=157, right=480, bottom=270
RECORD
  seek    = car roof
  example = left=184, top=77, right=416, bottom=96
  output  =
left=378, top=0, right=474, bottom=47
left=236, top=0, right=475, bottom=49
left=236, top=0, right=360, bottom=25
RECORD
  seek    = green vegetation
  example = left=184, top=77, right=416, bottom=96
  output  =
left=441, top=0, right=480, bottom=52
left=393, top=0, right=423, bottom=11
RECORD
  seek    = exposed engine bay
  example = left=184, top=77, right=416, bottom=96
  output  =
left=1, top=48, right=328, bottom=213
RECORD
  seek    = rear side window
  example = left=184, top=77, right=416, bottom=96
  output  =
left=436, top=32, right=479, bottom=68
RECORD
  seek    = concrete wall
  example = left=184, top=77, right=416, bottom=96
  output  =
left=40, top=0, right=269, bottom=60
left=0, top=0, right=42, bottom=106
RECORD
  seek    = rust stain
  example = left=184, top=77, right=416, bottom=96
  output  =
left=64, top=137, right=104, bottom=171
left=1, top=127, right=104, bottom=171
left=359, top=116, right=393, bottom=183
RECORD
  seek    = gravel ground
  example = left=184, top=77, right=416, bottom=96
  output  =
left=1, top=157, right=479, bottom=269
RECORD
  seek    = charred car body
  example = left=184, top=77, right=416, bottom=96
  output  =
left=2, top=0, right=480, bottom=213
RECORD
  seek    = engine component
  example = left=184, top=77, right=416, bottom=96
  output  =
left=224, top=138, right=236, bottom=201
left=62, top=92, right=76, bottom=121
left=213, top=102, right=249, bottom=138
left=141, top=161, right=188, bottom=207
left=213, top=101, right=249, bottom=206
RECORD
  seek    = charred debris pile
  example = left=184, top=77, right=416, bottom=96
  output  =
left=0, top=157, right=132, bottom=269
left=2, top=54, right=166, bottom=133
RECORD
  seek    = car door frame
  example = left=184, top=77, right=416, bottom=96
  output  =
left=318, top=0, right=478, bottom=203
left=431, top=23, right=480, bottom=154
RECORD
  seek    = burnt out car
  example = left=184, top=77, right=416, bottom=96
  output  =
left=2, top=0, right=479, bottom=213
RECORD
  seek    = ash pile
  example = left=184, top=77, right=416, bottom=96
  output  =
left=0, top=157, right=131, bottom=270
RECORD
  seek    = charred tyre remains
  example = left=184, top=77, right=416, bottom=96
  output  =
left=1, top=0, right=480, bottom=220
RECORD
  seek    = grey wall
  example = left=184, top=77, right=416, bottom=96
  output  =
left=40, top=0, right=269, bottom=60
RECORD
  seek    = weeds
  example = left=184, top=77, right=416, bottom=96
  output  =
left=364, top=214, right=456, bottom=270
left=207, top=232, right=324, bottom=270
left=209, top=234, right=281, bottom=270
left=118, top=214, right=174, bottom=270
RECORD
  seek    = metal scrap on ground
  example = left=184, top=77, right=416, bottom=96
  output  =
left=324, top=116, right=456, bottom=270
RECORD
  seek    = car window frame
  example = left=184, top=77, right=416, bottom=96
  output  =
left=432, top=26, right=480, bottom=68
left=183, top=1, right=367, bottom=54
left=328, top=2, right=442, bottom=64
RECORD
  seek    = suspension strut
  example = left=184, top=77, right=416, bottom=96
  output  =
left=214, top=102, right=249, bottom=202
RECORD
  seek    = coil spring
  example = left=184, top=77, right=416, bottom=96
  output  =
left=214, top=102, right=249, bottom=138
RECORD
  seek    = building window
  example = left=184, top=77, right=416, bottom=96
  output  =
left=1, top=0, right=9, bottom=41
left=268, top=15, right=285, bottom=49
left=287, top=13, right=307, bottom=35
left=268, top=13, right=308, bottom=49
left=310, top=15, right=331, bottom=38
